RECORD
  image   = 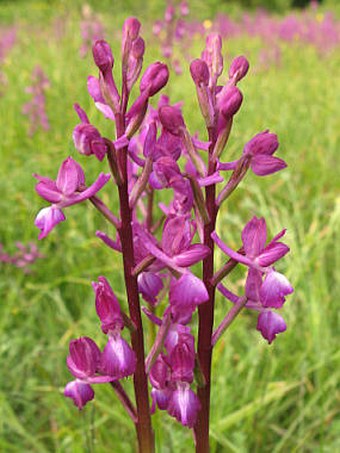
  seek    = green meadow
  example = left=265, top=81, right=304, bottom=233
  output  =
left=0, top=1, right=339, bottom=451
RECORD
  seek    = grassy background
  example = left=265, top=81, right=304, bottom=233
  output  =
left=0, top=1, right=339, bottom=452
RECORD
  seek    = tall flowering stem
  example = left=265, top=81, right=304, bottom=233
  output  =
left=195, top=127, right=217, bottom=451
left=33, top=16, right=293, bottom=453
left=114, top=122, right=154, bottom=452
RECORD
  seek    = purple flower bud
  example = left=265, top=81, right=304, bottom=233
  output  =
left=260, top=271, right=294, bottom=308
left=257, top=311, right=287, bottom=344
left=229, top=56, right=249, bottom=82
left=131, top=36, right=145, bottom=59
left=137, top=272, right=163, bottom=305
left=190, top=59, right=209, bottom=86
left=167, top=382, right=201, bottom=428
left=244, top=130, right=279, bottom=156
left=92, top=40, right=114, bottom=73
left=122, top=17, right=141, bottom=42
left=64, top=380, right=94, bottom=410
left=34, top=206, right=66, bottom=240
left=202, top=33, right=223, bottom=85
left=66, top=337, right=101, bottom=379
left=159, top=106, right=185, bottom=136
left=92, top=276, right=124, bottom=333
left=140, top=62, right=169, bottom=97
left=219, top=85, right=243, bottom=119
left=101, top=333, right=136, bottom=379
left=73, top=124, right=107, bottom=161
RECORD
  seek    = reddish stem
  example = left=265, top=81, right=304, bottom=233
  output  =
left=194, top=127, right=217, bottom=452
left=113, top=113, right=154, bottom=453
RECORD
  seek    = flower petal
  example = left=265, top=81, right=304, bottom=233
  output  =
left=34, top=206, right=66, bottom=240
left=257, top=311, right=287, bottom=344
left=64, top=380, right=94, bottom=410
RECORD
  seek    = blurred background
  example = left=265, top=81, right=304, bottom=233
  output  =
left=0, top=0, right=339, bottom=452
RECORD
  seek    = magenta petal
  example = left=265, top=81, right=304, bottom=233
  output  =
left=241, top=216, right=267, bottom=258
left=173, top=244, right=210, bottom=267
left=94, top=102, right=115, bottom=121
left=64, top=380, right=94, bottom=410
left=170, top=273, right=208, bottom=308
left=151, top=388, right=172, bottom=411
left=149, top=355, right=170, bottom=389
left=217, top=159, right=239, bottom=171
left=167, top=382, right=201, bottom=428
left=74, top=103, right=90, bottom=124
left=164, top=323, right=191, bottom=355
left=257, top=242, right=290, bottom=267
left=260, top=271, right=294, bottom=308
left=56, top=157, right=85, bottom=195
left=101, top=334, right=136, bottom=379
left=137, top=272, right=163, bottom=305
left=198, top=172, right=224, bottom=187
left=35, top=181, right=62, bottom=203
left=64, top=173, right=111, bottom=206
left=67, top=337, right=101, bottom=379
left=168, top=334, right=195, bottom=383
left=35, top=206, right=66, bottom=239
left=251, top=155, right=287, bottom=176
left=92, top=276, right=123, bottom=333
left=257, top=311, right=287, bottom=344
left=211, top=231, right=252, bottom=266
left=87, top=75, right=104, bottom=103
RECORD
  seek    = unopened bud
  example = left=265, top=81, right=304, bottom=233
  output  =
left=122, top=17, right=141, bottom=41
left=92, top=40, right=114, bottom=73
left=219, top=86, right=243, bottom=119
left=229, top=56, right=249, bottom=82
left=244, top=130, right=279, bottom=156
left=190, top=59, right=209, bottom=86
left=159, top=106, right=185, bottom=136
left=140, top=62, right=169, bottom=97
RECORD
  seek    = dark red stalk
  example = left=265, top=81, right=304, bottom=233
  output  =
left=194, top=127, right=217, bottom=452
left=112, top=113, right=154, bottom=453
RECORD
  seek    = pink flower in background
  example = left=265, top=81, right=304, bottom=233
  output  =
left=22, top=66, right=50, bottom=136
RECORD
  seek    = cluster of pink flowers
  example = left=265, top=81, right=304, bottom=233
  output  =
left=0, top=242, right=43, bottom=273
left=79, top=5, right=105, bottom=58
left=34, top=16, right=293, bottom=451
left=22, top=66, right=50, bottom=136
left=0, top=26, right=16, bottom=94
left=213, top=5, right=340, bottom=59
left=152, top=1, right=190, bottom=74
